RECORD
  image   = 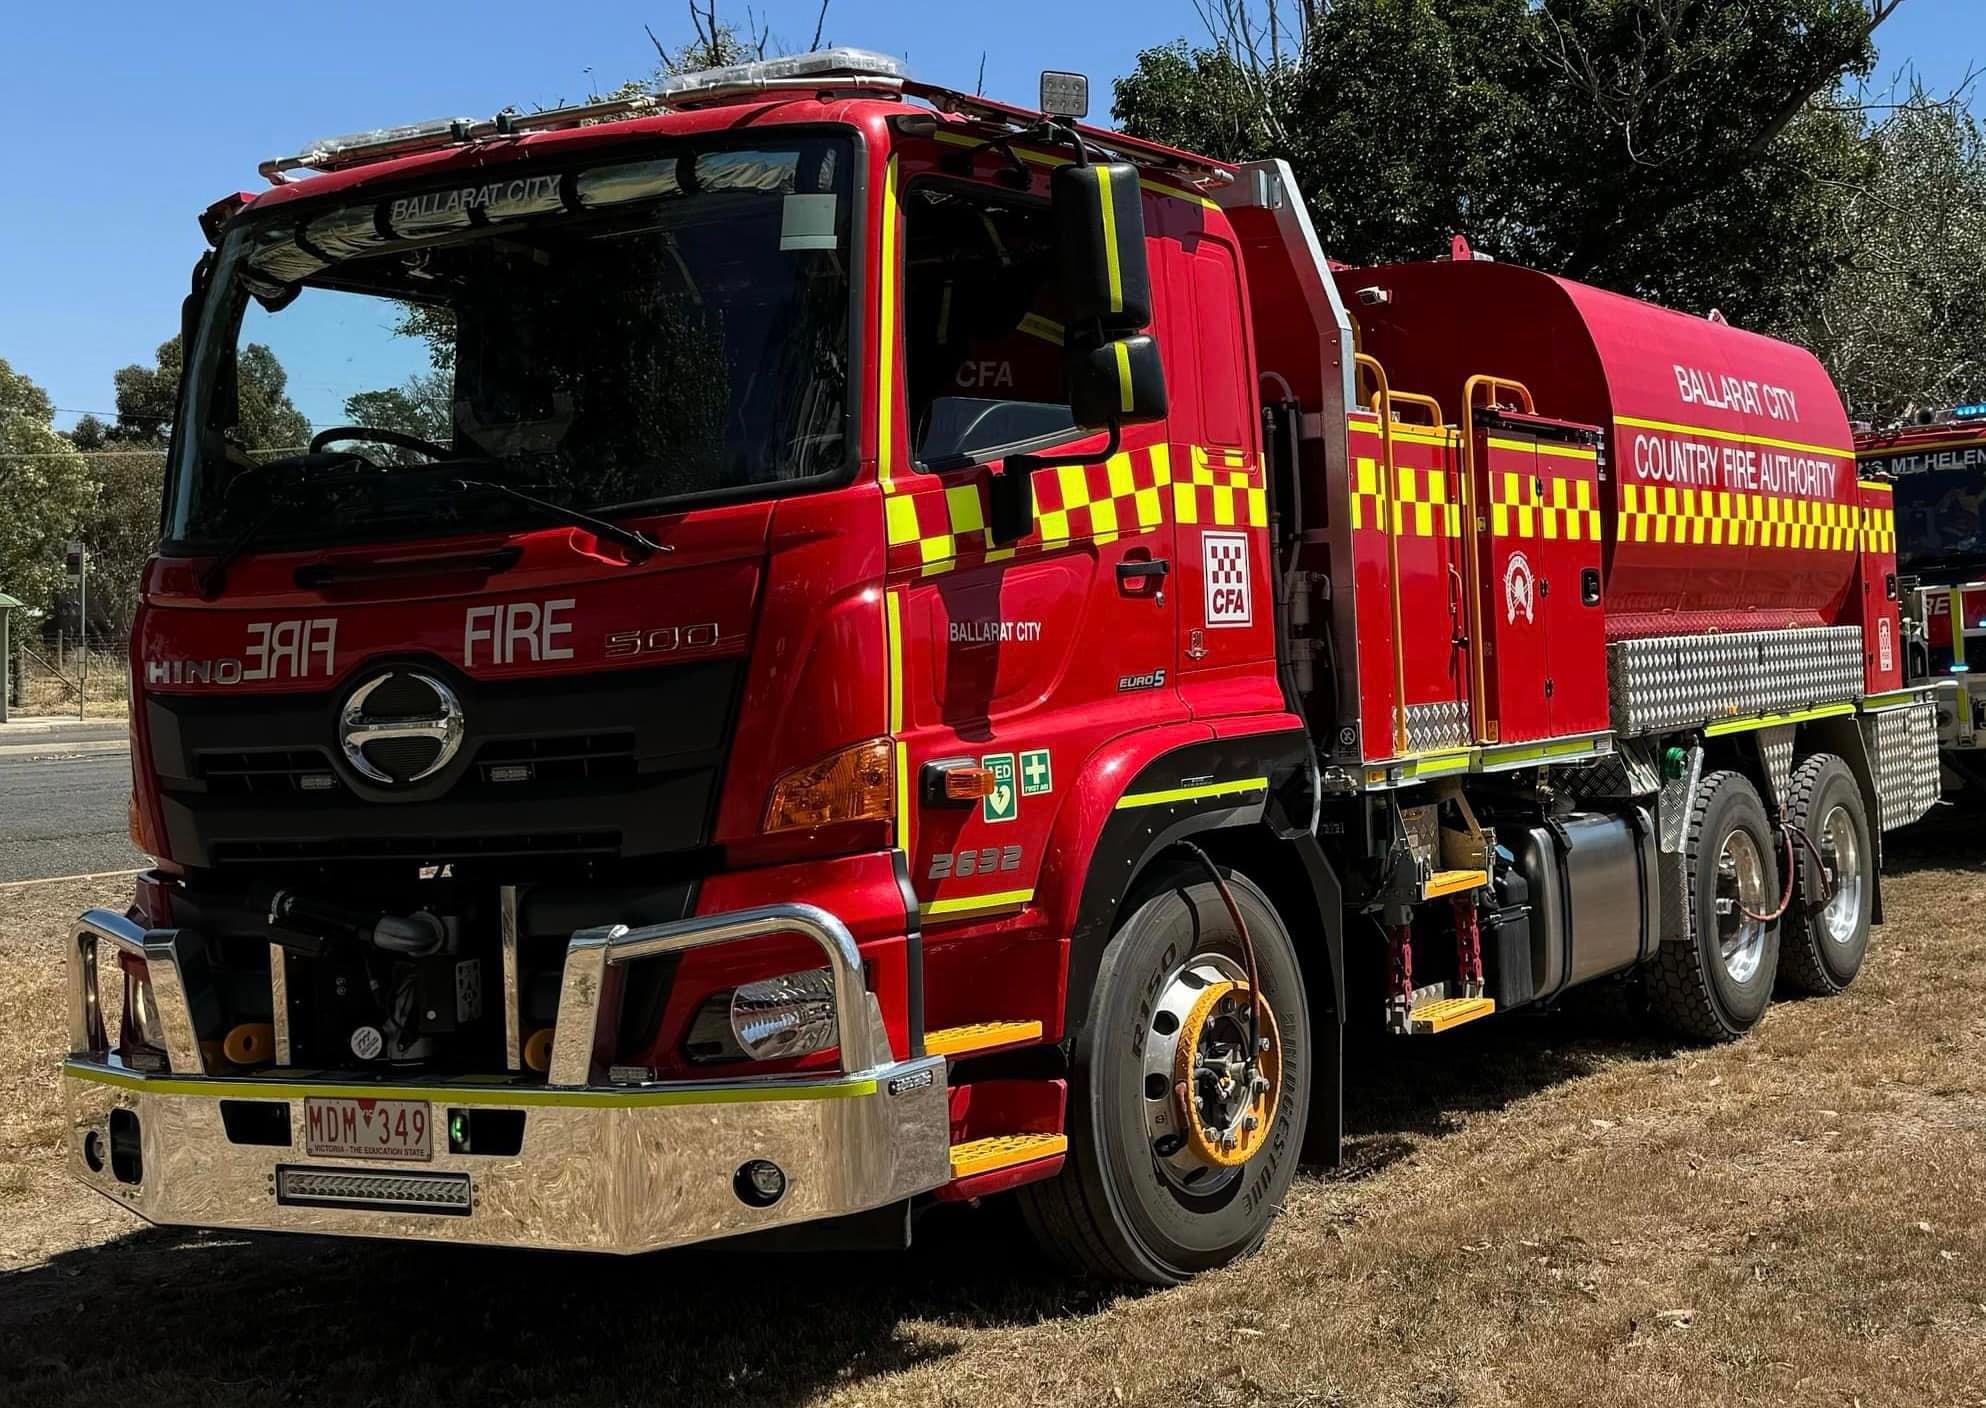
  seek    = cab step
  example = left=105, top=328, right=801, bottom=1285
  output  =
left=948, top=1132, right=1068, bottom=1180
left=926, top=1019, right=1043, bottom=1059
left=1422, top=868, right=1489, bottom=900
left=1408, top=995, right=1497, bottom=1034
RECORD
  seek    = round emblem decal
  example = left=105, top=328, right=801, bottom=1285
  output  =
left=1503, top=551, right=1536, bottom=625
left=338, top=670, right=465, bottom=784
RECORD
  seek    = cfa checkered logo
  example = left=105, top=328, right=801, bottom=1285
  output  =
left=1202, top=531, right=1252, bottom=627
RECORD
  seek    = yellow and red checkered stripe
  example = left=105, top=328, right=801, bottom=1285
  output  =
left=1619, top=485, right=1870, bottom=551
left=1491, top=470, right=1601, bottom=541
left=884, top=443, right=1263, bottom=576
left=1349, top=457, right=1462, bottom=538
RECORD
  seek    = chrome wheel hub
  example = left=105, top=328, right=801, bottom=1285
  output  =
left=1714, top=829, right=1769, bottom=984
left=1817, top=804, right=1863, bottom=946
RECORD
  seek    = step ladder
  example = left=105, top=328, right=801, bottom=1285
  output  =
left=926, top=1020, right=1064, bottom=1181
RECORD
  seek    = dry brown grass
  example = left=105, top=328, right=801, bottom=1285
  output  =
left=10, top=648, right=130, bottom=719
left=1, top=835, right=1983, bottom=1407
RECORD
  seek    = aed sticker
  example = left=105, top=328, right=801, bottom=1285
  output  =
left=1019, top=748, right=1053, bottom=796
left=981, top=753, right=1018, bottom=822
left=1202, top=531, right=1252, bottom=627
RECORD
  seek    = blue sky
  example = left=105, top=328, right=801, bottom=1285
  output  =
left=2, top=0, right=1979, bottom=432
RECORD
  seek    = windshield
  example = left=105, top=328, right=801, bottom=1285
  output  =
left=1885, top=458, right=1986, bottom=579
left=166, top=134, right=856, bottom=548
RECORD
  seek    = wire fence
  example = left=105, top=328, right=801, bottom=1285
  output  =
left=6, top=631, right=130, bottom=720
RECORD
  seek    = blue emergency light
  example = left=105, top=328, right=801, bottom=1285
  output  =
left=1953, top=402, right=1986, bottom=419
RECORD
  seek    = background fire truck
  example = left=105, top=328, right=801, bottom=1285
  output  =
left=1857, top=411, right=1986, bottom=798
left=60, top=50, right=1940, bottom=1286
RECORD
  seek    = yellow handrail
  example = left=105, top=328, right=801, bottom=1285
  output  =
left=1355, top=353, right=1410, bottom=756
left=1457, top=373, right=1539, bottom=743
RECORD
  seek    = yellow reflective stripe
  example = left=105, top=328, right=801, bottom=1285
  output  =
left=885, top=589, right=909, bottom=845
left=1861, top=689, right=1923, bottom=712
left=921, top=888, right=1035, bottom=919
left=1017, top=312, right=1065, bottom=344
left=1702, top=702, right=1858, bottom=736
left=1094, top=169, right=1124, bottom=316
left=1614, top=414, right=1846, bottom=460
left=877, top=155, right=901, bottom=490
left=1115, top=776, right=1268, bottom=810
left=1485, top=436, right=1596, bottom=460
left=1112, top=340, right=1134, bottom=412
left=64, top=1062, right=879, bottom=1108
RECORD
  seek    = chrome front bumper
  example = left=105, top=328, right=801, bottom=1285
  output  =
left=62, top=903, right=951, bottom=1253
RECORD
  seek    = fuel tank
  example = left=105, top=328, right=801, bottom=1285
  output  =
left=1335, top=260, right=1860, bottom=639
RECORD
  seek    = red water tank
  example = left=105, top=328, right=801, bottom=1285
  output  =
left=1336, top=260, right=1860, bottom=639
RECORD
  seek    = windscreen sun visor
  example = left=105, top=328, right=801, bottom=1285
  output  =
left=240, top=148, right=818, bottom=303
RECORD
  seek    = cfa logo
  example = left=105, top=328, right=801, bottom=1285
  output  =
left=955, top=360, right=1016, bottom=389
left=1503, top=552, right=1536, bottom=625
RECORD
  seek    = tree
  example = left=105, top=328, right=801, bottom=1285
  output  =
left=342, top=372, right=454, bottom=460
left=0, top=359, right=94, bottom=616
left=1802, top=84, right=1986, bottom=425
left=1115, top=0, right=1902, bottom=330
left=77, top=337, right=312, bottom=629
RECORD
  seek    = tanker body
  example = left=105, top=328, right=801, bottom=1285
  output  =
left=54, top=65, right=1943, bottom=1286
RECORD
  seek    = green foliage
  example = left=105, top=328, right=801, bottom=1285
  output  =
left=109, top=335, right=309, bottom=453
left=1115, top=0, right=1890, bottom=330
left=342, top=373, right=455, bottom=462
left=0, top=358, right=95, bottom=616
left=1802, top=90, right=1986, bottom=425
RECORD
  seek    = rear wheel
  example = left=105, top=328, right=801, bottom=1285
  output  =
left=1648, top=770, right=1781, bottom=1042
left=1776, top=754, right=1874, bottom=995
left=1019, top=863, right=1309, bottom=1284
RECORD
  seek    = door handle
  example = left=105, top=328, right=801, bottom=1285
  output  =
left=1116, top=558, right=1170, bottom=583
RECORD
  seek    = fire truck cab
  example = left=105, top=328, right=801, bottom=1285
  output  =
left=1857, top=412, right=1986, bottom=796
left=61, top=51, right=1940, bottom=1285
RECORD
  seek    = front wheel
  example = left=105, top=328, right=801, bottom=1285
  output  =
left=1019, top=863, right=1310, bottom=1284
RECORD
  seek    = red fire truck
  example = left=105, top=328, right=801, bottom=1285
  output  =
left=1856, top=414, right=1986, bottom=797
left=62, top=50, right=1939, bottom=1285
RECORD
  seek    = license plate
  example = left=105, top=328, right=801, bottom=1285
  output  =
left=303, top=1097, right=433, bottom=1162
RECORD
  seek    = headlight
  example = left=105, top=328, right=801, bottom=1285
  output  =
left=685, top=967, right=838, bottom=1064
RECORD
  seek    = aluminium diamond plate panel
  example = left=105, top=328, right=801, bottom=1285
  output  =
left=1609, top=627, right=1863, bottom=735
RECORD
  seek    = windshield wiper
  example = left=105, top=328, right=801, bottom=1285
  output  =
left=453, top=478, right=667, bottom=561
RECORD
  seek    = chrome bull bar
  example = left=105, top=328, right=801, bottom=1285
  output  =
left=61, top=899, right=952, bottom=1253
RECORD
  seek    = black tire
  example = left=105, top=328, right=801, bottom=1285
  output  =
left=1647, top=770, right=1781, bottom=1042
left=1776, top=754, right=1874, bottom=995
left=1018, top=863, right=1310, bottom=1284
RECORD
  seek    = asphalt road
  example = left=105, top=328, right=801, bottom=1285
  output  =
left=0, top=726, right=148, bottom=883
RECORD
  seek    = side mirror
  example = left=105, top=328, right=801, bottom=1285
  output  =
left=1068, top=333, right=1166, bottom=429
left=1053, top=161, right=1151, bottom=331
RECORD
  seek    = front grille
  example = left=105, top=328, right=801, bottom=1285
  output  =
left=151, top=658, right=741, bottom=869
left=200, top=748, right=341, bottom=797
left=360, top=734, right=445, bottom=782
left=212, top=830, right=621, bottom=864
left=476, top=731, right=637, bottom=786
left=276, top=1165, right=471, bottom=1214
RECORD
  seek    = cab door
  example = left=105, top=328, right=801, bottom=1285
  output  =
left=881, top=172, right=1184, bottom=960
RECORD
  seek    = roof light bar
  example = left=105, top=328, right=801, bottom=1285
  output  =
left=259, top=48, right=911, bottom=184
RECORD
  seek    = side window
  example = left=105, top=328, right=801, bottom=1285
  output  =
left=903, top=182, right=1074, bottom=467
left=1190, top=243, right=1248, bottom=448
